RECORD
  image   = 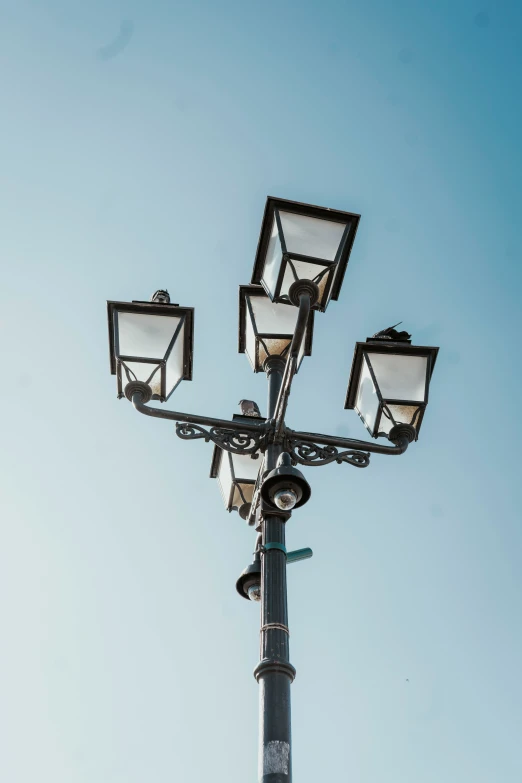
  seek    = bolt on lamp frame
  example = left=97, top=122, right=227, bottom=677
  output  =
left=107, top=198, right=439, bottom=783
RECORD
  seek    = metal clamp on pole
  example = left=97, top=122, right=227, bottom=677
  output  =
left=261, top=543, right=313, bottom=564
left=262, top=542, right=287, bottom=554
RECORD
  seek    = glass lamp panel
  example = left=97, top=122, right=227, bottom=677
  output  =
left=258, top=337, right=292, bottom=368
left=231, top=482, right=255, bottom=510
left=231, top=452, right=262, bottom=483
left=354, top=357, right=379, bottom=433
left=117, top=311, right=182, bottom=359
left=250, top=294, right=299, bottom=334
left=280, top=259, right=331, bottom=302
left=369, top=353, right=428, bottom=401
left=217, top=451, right=233, bottom=508
left=263, top=216, right=284, bottom=298
left=245, top=303, right=257, bottom=370
left=250, top=294, right=299, bottom=367
left=378, top=404, right=421, bottom=435
left=120, top=360, right=162, bottom=397
left=279, top=211, right=347, bottom=260
left=165, top=321, right=185, bottom=398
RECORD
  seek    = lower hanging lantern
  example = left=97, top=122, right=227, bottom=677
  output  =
left=210, top=415, right=265, bottom=519
left=344, top=331, right=439, bottom=441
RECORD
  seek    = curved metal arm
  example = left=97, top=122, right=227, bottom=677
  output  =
left=175, top=422, right=265, bottom=456
left=285, top=428, right=411, bottom=457
left=129, top=389, right=410, bottom=463
left=286, top=438, right=371, bottom=468
left=131, top=392, right=268, bottom=456
left=131, top=392, right=267, bottom=433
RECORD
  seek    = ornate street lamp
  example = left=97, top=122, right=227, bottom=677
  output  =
left=251, top=196, right=360, bottom=311
left=107, top=290, right=194, bottom=402
left=344, top=325, right=439, bottom=441
left=106, top=197, right=439, bottom=783
left=239, top=284, right=314, bottom=372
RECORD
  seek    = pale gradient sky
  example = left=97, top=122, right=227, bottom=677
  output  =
left=1, top=1, right=521, bottom=781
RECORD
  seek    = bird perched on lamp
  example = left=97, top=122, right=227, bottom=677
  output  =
left=239, top=400, right=262, bottom=417
left=150, top=290, right=171, bottom=304
left=372, top=322, right=412, bottom=342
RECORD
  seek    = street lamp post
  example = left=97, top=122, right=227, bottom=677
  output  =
left=106, top=197, right=439, bottom=782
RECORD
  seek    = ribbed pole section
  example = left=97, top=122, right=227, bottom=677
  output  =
left=254, top=356, right=295, bottom=783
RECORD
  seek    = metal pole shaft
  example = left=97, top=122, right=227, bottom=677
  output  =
left=254, top=356, right=295, bottom=783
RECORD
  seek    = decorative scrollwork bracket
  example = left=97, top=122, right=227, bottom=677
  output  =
left=284, top=436, right=370, bottom=468
left=176, top=422, right=267, bottom=457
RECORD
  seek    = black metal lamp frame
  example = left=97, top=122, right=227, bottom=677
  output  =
left=238, top=284, right=315, bottom=373
left=108, top=300, right=194, bottom=402
left=344, top=339, right=439, bottom=440
left=251, top=197, right=361, bottom=311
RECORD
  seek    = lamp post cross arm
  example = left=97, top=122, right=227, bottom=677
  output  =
left=127, top=380, right=414, bottom=463
left=284, top=424, right=413, bottom=466
left=129, top=385, right=268, bottom=456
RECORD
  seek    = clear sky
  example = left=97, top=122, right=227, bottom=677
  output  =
left=1, top=1, right=521, bottom=781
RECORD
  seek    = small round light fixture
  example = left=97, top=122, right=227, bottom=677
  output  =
left=236, top=552, right=262, bottom=601
left=260, top=452, right=311, bottom=510
left=247, top=583, right=262, bottom=602
left=238, top=502, right=252, bottom=520
left=273, top=488, right=298, bottom=511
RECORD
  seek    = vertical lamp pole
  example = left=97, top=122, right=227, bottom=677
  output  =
left=255, top=355, right=294, bottom=782
left=255, top=282, right=315, bottom=781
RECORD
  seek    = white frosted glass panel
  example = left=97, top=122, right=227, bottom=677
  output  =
left=232, top=482, right=255, bottom=510
left=120, top=360, right=162, bottom=397
left=250, top=294, right=298, bottom=334
left=355, top=358, right=379, bottom=432
left=217, top=451, right=233, bottom=508
left=231, top=452, right=262, bottom=482
left=245, top=303, right=257, bottom=370
left=258, top=337, right=291, bottom=367
left=165, top=321, right=185, bottom=397
left=250, top=292, right=306, bottom=368
left=263, top=216, right=283, bottom=298
left=117, top=312, right=181, bottom=359
left=369, top=354, right=427, bottom=401
left=280, top=259, right=330, bottom=301
left=378, top=404, right=420, bottom=434
left=279, top=211, right=346, bottom=260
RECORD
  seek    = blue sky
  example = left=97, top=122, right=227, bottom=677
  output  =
left=1, top=1, right=521, bottom=781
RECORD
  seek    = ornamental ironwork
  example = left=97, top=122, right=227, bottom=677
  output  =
left=175, top=422, right=265, bottom=457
